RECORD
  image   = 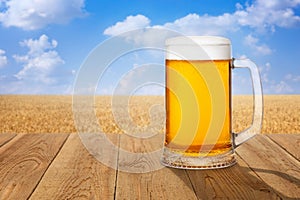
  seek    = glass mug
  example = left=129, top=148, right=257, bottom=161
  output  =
left=161, top=36, right=263, bottom=169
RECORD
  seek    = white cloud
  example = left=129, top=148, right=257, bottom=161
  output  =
left=234, top=0, right=300, bottom=32
left=237, top=55, right=249, bottom=59
left=101, top=0, right=300, bottom=94
left=13, top=34, right=64, bottom=83
left=114, top=64, right=164, bottom=95
left=103, top=13, right=238, bottom=48
left=233, top=60, right=298, bottom=94
left=104, top=15, right=150, bottom=36
left=160, top=13, right=237, bottom=36
left=259, top=62, right=272, bottom=83
left=104, top=0, right=300, bottom=42
left=19, top=35, right=58, bottom=55
left=0, top=49, right=8, bottom=68
left=285, top=73, right=300, bottom=82
left=257, top=62, right=299, bottom=94
left=104, top=13, right=237, bottom=39
left=0, top=0, right=86, bottom=30
left=0, top=74, right=6, bottom=80
left=0, top=78, right=74, bottom=94
left=271, top=81, right=294, bottom=93
left=244, top=34, right=272, bottom=55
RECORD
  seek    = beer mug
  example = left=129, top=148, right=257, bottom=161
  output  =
left=161, top=36, right=263, bottom=169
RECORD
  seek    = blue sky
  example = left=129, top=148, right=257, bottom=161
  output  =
left=0, top=0, right=299, bottom=94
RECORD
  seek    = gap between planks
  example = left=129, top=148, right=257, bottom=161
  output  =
left=0, top=133, right=17, bottom=147
left=266, top=134, right=300, bottom=161
left=29, top=133, right=119, bottom=200
left=27, top=133, right=71, bottom=200
left=1, top=133, right=298, bottom=199
left=114, top=134, right=283, bottom=200
left=236, top=134, right=300, bottom=199
left=0, top=134, right=69, bottom=200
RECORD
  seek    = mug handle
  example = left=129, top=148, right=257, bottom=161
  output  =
left=231, top=58, right=264, bottom=147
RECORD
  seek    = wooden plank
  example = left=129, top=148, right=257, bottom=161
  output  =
left=267, top=134, right=300, bottom=160
left=116, top=167, right=199, bottom=200
left=187, top=156, right=281, bottom=199
left=0, top=134, right=69, bottom=200
left=29, top=133, right=119, bottom=200
left=0, top=134, right=16, bottom=147
left=236, top=135, right=300, bottom=199
left=115, top=133, right=198, bottom=200
left=117, top=134, right=164, bottom=173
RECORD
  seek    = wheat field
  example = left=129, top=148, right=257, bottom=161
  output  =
left=0, top=95, right=299, bottom=134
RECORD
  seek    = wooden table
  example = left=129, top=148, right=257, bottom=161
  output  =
left=0, top=133, right=299, bottom=199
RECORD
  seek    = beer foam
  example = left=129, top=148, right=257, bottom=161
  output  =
left=165, top=36, right=231, bottom=60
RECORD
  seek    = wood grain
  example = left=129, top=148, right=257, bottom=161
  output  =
left=29, top=133, right=119, bottom=200
left=267, top=134, right=300, bottom=160
left=115, top=133, right=198, bottom=200
left=117, top=133, right=164, bottom=173
left=236, top=135, right=300, bottom=199
left=187, top=156, right=281, bottom=199
left=116, top=168, right=199, bottom=200
left=0, top=134, right=68, bottom=200
left=0, top=134, right=16, bottom=147
left=0, top=133, right=298, bottom=199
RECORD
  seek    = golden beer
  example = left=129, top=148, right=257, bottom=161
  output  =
left=161, top=36, right=262, bottom=169
left=161, top=36, right=236, bottom=169
left=165, top=60, right=232, bottom=156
